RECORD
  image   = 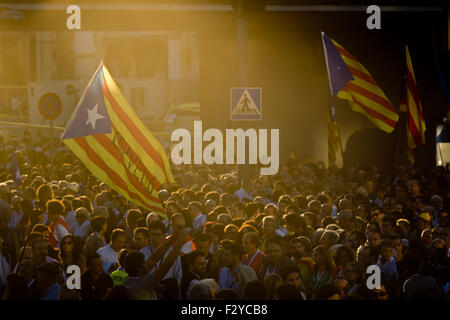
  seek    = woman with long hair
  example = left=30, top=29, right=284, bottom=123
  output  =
left=312, top=245, right=335, bottom=298
left=59, top=234, right=84, bottom=273
left=264, top=273, right=283, bottom=300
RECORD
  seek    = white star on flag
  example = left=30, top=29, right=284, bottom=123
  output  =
left=85, top=103, right=105, bottom=130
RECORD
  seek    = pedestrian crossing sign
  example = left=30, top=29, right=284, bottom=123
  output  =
left=231, top=87, right=262, bottom=121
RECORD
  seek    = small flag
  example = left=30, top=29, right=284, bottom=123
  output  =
left=321, top=32, right=399, bottom=133
left=9, top=153, right=21, bottom=186
left=61, top=61, right=174, bottom=217
left=405, top=46, right=426, bottom=164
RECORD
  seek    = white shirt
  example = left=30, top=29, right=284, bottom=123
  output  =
left=97, top=245, right=119, bottom=274
left=65, top=211, right=77, bottom=233
left=8, top=210, right=23, bottom=228
left=73, top=219, right=91, bottom=240
left=140, top=244, right=182, bottom=283
left=192, top=213, right=206, bottom=233
left=53, top=219, right=70, bottom=246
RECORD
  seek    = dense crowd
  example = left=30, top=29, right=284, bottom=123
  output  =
left=0, top=129, right=449, bottom=300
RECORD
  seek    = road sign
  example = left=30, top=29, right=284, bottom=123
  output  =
left=231, top=87, right=262, bottom=121
left=39, top=92, right=62, bottom=120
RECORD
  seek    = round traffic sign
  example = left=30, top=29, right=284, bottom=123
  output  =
left=39, top=92, right=62, bottom=120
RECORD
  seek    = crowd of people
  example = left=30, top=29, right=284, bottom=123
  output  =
left=0, top=129, right=449, bottom=300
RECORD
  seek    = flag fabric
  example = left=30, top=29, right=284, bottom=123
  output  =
left=327, top=107, right=340, bottom=167
left=321, top=32, right=399, bottom=133
left=9, top=153, right=21, bottom=186
left=61, top=61, right=174, bottom=217
left=405, top=46, right=426, bottom=163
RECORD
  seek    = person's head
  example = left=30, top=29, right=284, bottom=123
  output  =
left=188, top=251, right=207, bottom=277
left=125, top=209, right=141, bottom=227
left=390, top=234, right=404, bottom=258
left=46, top=199, right=65, bottom=222
left=110, top=229, right=127, bottom=252
left=17, top=257, right=35, bottom=281
left=262, top=216, right=277, bottom=236
left=320, top=230, right=339, bottom=248
left=332, top=245, right=356, bottom=267
left=243, top=280, right=266, bottom=300
left=380, top=216, right=396, bottom=236
left=170, top=213, right=186, bottom=234
left=148, top=220, right=166, bottom=248
left=242, top=232, right=260, bottom=255
left=276, top=284, right=303, bottom=300
left=366, top=230, right=381, bottom=249
left=313, top=245, right=334, bottom=271
left=193, top=233, right=210, bottom=256
left=336, top=210, right=354, bottom=231
left=437, top=211, right=449, bottom=228
left=281, top=265, right=302, bottom=290
left=349, top=231, right=366, bottom=251
left=188, top=201, right=203, bottom=218
left=123, top=251, right=146, bottom=277
left=231, top=202, right=245, bottom=219
left=356, top=245, right=377, bottom=270
left=31, top=237, right=49, bottom=265
left=86, top=252, right=104, bottom=277
left=421, top=229, right=433, bottom=247
left=188, top=283, right=212, bottom=300
left=93, top=206, right=109, bottom=220
left=36, top=262, right=62, bottom=290
left=223, top=224, right=239, bottom=241
left=283, top=212, right=304, bottom=233
left=430, top=195, right=443, bottom=212
left=117, top=248, right=130, bottom=268
left=377, top=239, right=394, bottom=261
left=373, top=283, right=389, bottom=301
left=90, top=216, right=107, bottom=234
left=316, top=284, right=341, bottom=300
left=220, top=239, right=243, bottom=269
left=31, top=224, right=50, bottom=240
left=396, top=219, right=410, bottom=237
left=343, top=261, right=362, bottom=283
left=265, top=236, right=283, bottom=263
left=60, top=234, right=76, bottom=255
left=133, top=227, right=150, bottom=250
left=105, top=285, right=132, bottom=300
left=264, top=273, right=283, bottom=299
left=75, top=207, right=89, bottom=225
left=146, top=212, right=160, bottom=227
left=289, top=236, right=312, bottom=258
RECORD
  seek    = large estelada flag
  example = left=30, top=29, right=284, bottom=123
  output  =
left=321, top=32, right=399, bottom=133
left=61, top=61, right=174, bottom=216
left=405, top=46, right=425, bottom=163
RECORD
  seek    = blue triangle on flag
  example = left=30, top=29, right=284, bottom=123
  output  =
left=61, top=62, right=112, bottom=140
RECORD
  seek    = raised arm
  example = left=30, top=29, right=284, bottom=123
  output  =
left=153, top=229, right=186, bottom=285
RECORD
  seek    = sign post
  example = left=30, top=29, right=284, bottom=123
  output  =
left=39, top=92, right=62, bottom=173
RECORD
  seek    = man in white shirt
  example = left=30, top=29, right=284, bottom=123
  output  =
left=189, top=201, right=206, bottom=234
left=73, top=207, right=91, bottom=241
left=97, top=229, right=127, bottom=274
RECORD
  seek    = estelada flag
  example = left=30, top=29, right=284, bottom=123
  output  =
left=321, top=32, right=399, bottom=133
left=61, top=61, right=174, bottom=217
left=405, top=46, right=425, bottom=163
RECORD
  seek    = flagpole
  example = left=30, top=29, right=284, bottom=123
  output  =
left=438, top=141, right=444, bottom=166
left=321, top=32, right=357, bottom=231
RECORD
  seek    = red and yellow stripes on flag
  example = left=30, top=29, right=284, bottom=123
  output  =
left=405, top=46, right=425, bottom=164
left=331, top=39, right=399, bottom=133
left=328, top=109, right=340, bottom=167
left=63, top=65, right=174, bottom=218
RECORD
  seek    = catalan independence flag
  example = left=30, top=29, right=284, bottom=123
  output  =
left=321, top=32, right=399, bottom=133
left=405, top=46, right=425, bottom=163
left=61, top=61, right=174, bottom=216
